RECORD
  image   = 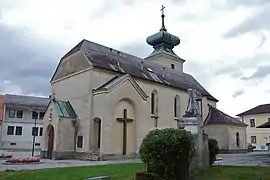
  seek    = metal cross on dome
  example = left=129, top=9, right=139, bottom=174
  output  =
left=161, top=5, right=165, bottom=15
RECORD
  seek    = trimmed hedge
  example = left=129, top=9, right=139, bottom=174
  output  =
left=208, top=138, right=219, bottom=166
left=139, top=128, right=196, bottom=180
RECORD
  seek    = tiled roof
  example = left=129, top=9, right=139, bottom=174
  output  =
left=52, top=100, right=77, bottom=119
left=236, top=104, right=270, bottom=116
left=257, top=121, right=270, bottom=128
left=4, top=94, right=49, bottom=108
left=204, top=104, right=247, bottom=126
left=54, top=39, right=218, bottom=102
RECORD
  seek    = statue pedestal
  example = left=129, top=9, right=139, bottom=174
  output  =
left=181, top=116, right=199, bottom=134
left=181, top=115, right=209, bottom=169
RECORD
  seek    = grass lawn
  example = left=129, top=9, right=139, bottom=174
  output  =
left=197, top=166, right=270, bottom=180
left=1, top=164, right=270, bottom=180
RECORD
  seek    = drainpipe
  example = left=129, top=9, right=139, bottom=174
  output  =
left=72, top=118, right=79, bottom=156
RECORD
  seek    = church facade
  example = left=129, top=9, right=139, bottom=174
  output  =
left=41, top=13, right=218, bottom=160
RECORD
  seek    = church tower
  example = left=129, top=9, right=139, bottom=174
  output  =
left=145, top=5, right=185, bottom=72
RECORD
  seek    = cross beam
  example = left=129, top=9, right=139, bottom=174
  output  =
left=116, top=109, right=134, bottom=155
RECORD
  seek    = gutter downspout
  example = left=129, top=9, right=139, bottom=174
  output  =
left=73, top=118, right=79, bottom=158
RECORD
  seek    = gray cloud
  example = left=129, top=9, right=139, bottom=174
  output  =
left=211, top=0, right=270, bottom=9
left=0, top=24, right=66, bottom=96
left=120, top=42, right=152, bottom=58
left=90, top=0, right=136, bottom=19
left=232, top=89, right=245, bottom=98
left=225, top=0, right=270, bottom=7
left=214, top=53, right=270, bottom=79
left=224, top=5, right=270, bottom=38
left=241, top=65, right=270, bottom=80
left=265, top=89, right=270, bottom=94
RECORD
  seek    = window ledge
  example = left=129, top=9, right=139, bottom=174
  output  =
left=174, top=117, right=181, bottom=121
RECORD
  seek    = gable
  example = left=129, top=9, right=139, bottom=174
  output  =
left=51, top=50, right=91, bottom=82
left=93, top=74, right=148, bottom=101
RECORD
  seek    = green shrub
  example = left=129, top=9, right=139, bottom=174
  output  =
left=139, top=128, right=196, bottom=180
left=208, top=138, right=219, bottom=166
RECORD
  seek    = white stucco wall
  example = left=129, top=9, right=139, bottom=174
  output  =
left=0, top=106, right=44, bottom=150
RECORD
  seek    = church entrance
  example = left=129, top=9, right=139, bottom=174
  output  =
left=47, top=125, right=54, bottom=159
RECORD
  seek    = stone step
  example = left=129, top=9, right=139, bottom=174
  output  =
left=88, top=153, right=100, bottom=161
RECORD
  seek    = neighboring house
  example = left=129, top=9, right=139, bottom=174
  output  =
left=0, top=94, right=50, bottom=149
left=0, top=95, right=4, bottom=126
left=237, top=104, right=270, bottom=151
left=204, top=105, right=248, bottom=153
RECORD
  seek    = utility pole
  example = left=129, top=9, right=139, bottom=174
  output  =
left=31, top=108, right=37, bottom=157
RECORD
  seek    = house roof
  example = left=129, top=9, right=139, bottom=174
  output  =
left=204, top=104, right=247, bottom=127
left=4, top=94, right=50, bottom=109
left=257, top=121, right=270, bottom=128
left=53, top=39, right=218, bottom=102
left=52, top=100, right=77, bottom=119
left=0, top=95, right=4, bottom=121
left=236, top=104, right=270, bottom=116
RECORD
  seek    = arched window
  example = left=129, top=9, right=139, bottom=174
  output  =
left=174, top=95, right=180, bottom=118
left=151, top=90, right=158, bottom=115
left=236, top=132, right=240, bottom=146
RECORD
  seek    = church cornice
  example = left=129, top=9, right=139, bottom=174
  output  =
left=92, top=74, right=148, bottom=101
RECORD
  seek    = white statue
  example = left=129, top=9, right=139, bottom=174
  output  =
left=183, top=88, right=202, bottom=117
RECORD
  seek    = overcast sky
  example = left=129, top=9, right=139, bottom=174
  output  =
left=0, top=0, right=270, bottom=116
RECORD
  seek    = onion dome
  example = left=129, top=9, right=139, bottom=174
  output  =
left=146, top=5, right=180, bottom=58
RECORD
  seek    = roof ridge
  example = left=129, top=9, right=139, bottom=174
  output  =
left=236, top=103, right=270, bottom=116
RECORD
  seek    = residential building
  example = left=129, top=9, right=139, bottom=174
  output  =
left=237, top=104, right=270, bottom=150
left=0, top=95, right=4, bottom=126
left=0, top=94, right=49, bottom=149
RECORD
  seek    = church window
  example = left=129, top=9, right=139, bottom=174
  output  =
left=174, top=95, right=180, bottom=118
left=151, top=90, right=158, bottom=115
left=251, top=136, right=256, bottom=143
left=250, top=119, right=255, bottom=127
left=77, top=136, right=83, bottom=148
left=171, top=64, right=175, bottom=69
left=236, top=132, right=240, bottom=146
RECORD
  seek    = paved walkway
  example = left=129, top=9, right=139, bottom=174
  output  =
left=1, top=150, right=270, bottom=171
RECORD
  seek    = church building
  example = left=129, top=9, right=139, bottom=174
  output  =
left=41, top=10, right=219, bottom=160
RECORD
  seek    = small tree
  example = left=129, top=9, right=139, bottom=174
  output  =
left=208, top=138, right=219, bottom=166
left=139, top=128, right=196, bottom=180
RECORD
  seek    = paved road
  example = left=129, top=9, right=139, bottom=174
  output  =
left=1, top=150, right=270, bottom=171
left=214, top=152, right=270, bottom=167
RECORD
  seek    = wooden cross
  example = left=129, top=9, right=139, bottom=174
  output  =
left=116, top=109, right=134, bottom=155
left=161, top=5, right=165, bottom=15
